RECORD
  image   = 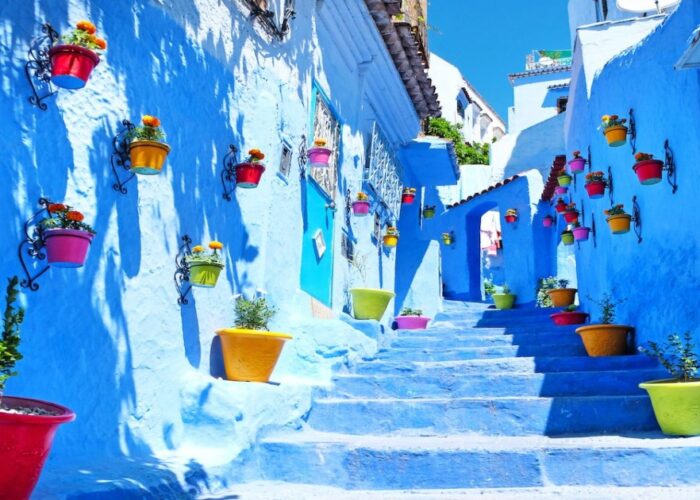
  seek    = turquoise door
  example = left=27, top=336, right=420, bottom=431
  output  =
left=300, top=179, right=335, bottom=305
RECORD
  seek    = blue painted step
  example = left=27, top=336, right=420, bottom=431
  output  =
left=373, top=343, right=588, bottom=362
left=390, top=331, right=582, bottom=349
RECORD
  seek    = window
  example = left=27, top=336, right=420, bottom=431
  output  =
left=557, top=96, right=569, bottom=114
left=456, top=100, right=465, bottom=119
left=310, top=90, right=341, bottom=197
left=366, top=122, right=403, bottom=219
left=341, top=232, right=354, bottom=261
left=278, top=141, right=293, bottom=179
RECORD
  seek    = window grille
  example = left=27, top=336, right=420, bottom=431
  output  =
left=278, top=142, right=293, bottom=178
left=310, top=91, right=341, bottom=197
left=366, top=122, right=403, bottom=219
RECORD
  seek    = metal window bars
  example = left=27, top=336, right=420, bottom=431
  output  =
left=365, top=122, right=403, bottom=221
left=308, top=93, right=341, bottom=198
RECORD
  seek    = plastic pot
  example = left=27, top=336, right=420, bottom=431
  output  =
left=554, top=186, right=568, bottom=195
left=557, top=174, right=572, bottom=187
left=573, top=226, right=591, bottom=241
left=639, top=379, right=700, bottom=436
left=189, top=262, right=224, bottom=288
left=546, top=288, right=577, bottom=307
left=44, top=228, right=93, bottom=268
left=49, top=44, right=100, bottom=89
left=350, top=288, right=395, bottom=320
left=383, top=235, right=398, bottom=248
left=351, top=201, right=370, bottom=216
left=235, top=162, right=266, bottom=188
left=555, top=203, right=567, bottom=214
left=563, top=210, right=579, bottom=224
left=550, top=311, right=589, bottom=326
left=569, top=158, right=586, bottom=173
left=575, top=324, right=633, bottom=356
left=604, top=126, right=628, bottom=147
left=401, top=193, right=415, bottom=205
left=585, top=181, right=605, bottom=199
left=606, top=214, right=631, bottom=234
left=216, top=328, right=292, bottom=382
left=129, top=140, right=171, bottom=175
left=307, top=146, right=332, bottom=168
left=561, top=232, right=574, bottom=245
left=423, top=208, right=436, bottom=219
left=395, top=316, right=431, bottom=330
left=492, top=293, right=516, bottom=310
left=543, top=216, right=554, bottom=228
left=0, top=396, right=75, bottom=499
left=504, top=215, right=517, bottom=224
left=633, top=159, right=664, bottom=185
left=442, top=235, right=453, bottom=245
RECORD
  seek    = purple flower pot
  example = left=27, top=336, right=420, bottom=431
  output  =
left=573, top=226, right=591, bottom=241
left=352, top=201, right=370, bottom=216
left=395, top=316, right=431, bottom=330
left=308, top=147, right=332, bottom=168
left=44, top=228, right=94, bottom=268
left=543, top=216, right=554, bottom=228
left=569, top=158, right=586, bottom=173
left=554, top=186, right=568, bottom=195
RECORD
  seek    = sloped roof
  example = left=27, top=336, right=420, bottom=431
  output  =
left=446, top=175, right=521, bottom=210
left=540, top=155, right=568, bottom=201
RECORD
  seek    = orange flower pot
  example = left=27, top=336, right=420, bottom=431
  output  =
left=546, top=288, right=577, bottom=307
left=216, top=328, right=292, bottom=382
left=606, top=214, right=631, bottom=234
left=604, top=126, right=628, bottom=147
left=383, top=235, right=399, bottom=248
left=575, top=324, right=633, bottom=357
left=129, top=140, right=171, bottom=175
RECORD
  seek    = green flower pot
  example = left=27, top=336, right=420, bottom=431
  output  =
left=492, top=293, right=515, bottom=310
left=561, top=232, right=574, bottom=245
left=423, top=209, right=436, bottom=219
left=639, top=379, right=700, bottom=436
left=558, top=174, right=572, bottom=187
left=350, top=288, right=395, bottom=320
left=189, top=262, right=224, bottom=288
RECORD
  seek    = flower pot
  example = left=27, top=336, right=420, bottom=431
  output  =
left=43, top=228, right=93, bottom=268
left=543, top=216, right=554, bottom=228
left=563, top=211, right=579, bottom=224
left=129, top=140, right=171, bottom=175
left=585, top=181, right=606, bottom=199
left=383, top=235, right=399, bottom=248
left=235, top=162, right=266, bottom=188
left=423, top=209, right=436, bottom=219
left=573, top=226, right=591, bottom=241
left=307, top=147, right=332, bottom=168
left=49, top=44, right=100, bottom=89
left=575, top=324, right=633, bottom=356
left=0, top=396, right=75, bottom=499
left=606, top=214, right=631, bottom=234
left=492, top=293, right=516, bottom=310
left=395, top=315, right=431, bottom=330
left=554, top=186, right=568, bottom=195
left=569, top=158, right=586, bottom=173
left=401, top=193, right=415, bottom=205
left=639, top=379, right=700, bottom=436
left=633, top=159, right=664, bottom=185
left=189, top=262, right=224, bottom=288
left=550, top=311, right=589, bottom=326
left=557, top=174, right=572, bottom=187
left=604, top=126, right=628, bottom=147
left=216, top=328, right=292, bottom=382
left=546, top=288, right=577, bottom=307
left=504, top=215, right=517, bottom=224
left=442, top=236, right=453, bottom=246
left=561, top=232, right=574, bottom=245
left=351, top=200, right=370, bottom=216
left=555, top=203, right=567, bottom=214
left=350, top=288, right=395, bottom=320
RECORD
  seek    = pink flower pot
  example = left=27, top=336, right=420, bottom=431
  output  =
left=308, top=147, right=332, bottom=168
left=543, top=216, right=554, bottom=228
left=550, top=312, right=589, bottom=326
left=395, top=316, right=431, bottom=330
left=554, top=186, right=568, bottom=195
left=44, top=228, right=94, bottom=268
left=351, top=201, right=370, bottom=216
left=568, top=158, right=586, bottom=173
left=585, top=181, right=606, bottom=199
left=633, top=159, right=664, bottom=185
left=573, top=226, right=591, bottom=241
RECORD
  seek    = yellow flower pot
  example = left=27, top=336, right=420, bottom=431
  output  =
left=604, top=126, right=628, bottom=147
left=216, top=328, right=292, bottom=382
left=383, top=235, right=398, bottom=248
left=606, top=214, right=631, bottom=234
left=575, top=324, right=633, bottom=357
left=129, top=140, right=171, bottom=175
left=639, top=379, right=700, bottom=436
left=546, top=288, right=577, bottom=307
left=350, top=288, right=395, bottom=320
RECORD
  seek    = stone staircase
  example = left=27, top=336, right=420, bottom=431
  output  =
left=234, top=301, right=700, bottom=496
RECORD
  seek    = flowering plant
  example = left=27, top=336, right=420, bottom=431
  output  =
left=572, top=150, right=582, bottom=159
left=634, top=152, right=654, bottom=162
left=313, top=138, right=327, bottom=147
left=506, top=208, right=518, bottom=217
left=248, top=149, right=265, bottom=163
left=585, top=171, right=606, bottom=184
left=186, top=241, right=224, bottom=266
left=0, top=277, right=24, bottom=394
left=601, top=114, right=627, bottom=131
left=604, top=204, right=627, bottom=217
left=128, top=115, right=166, bottom=142
left=385, top=226, right=399, bottom=236
left=60, top=20, right=107, bottom=51
left=402, top=187, right=417, bottom=194
left=400, top=307, right=423, bottom=317
left=356, top=192, right=369, bottom=202
left=41, top=203, right=95, bottom=234
left=565, top=202, right=578, bottom=212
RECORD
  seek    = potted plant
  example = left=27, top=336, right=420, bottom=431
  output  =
left=395, top=307, right=430, bottom=330
left=351, top=192, right=371, bottom=216
left=555, top=198, right=567, bottom=214
left=562, top=202, right=579, bottom=224
left=639, top=333, right=700, bottom=435
left=557, top=173, right=572, bottom=187
left=632, top=152, right=664, bottom=185
left=484, top=279, right=496, bottom=302
left=492, top=284, right=516, bottom=310
left=383, top=226, right=399, bottom=248
left=186, top=242, right=224, bottom=288
left=235, top=149, right=266, bottom=188
left=551, top=304, right=589, bottom=326
left=422, top=205, right=436, bottom=219
left=128, top=115, right=171, bottom=175
left=568, top=150, right=586, bottom=174
left=604, top=204, right=631, bottom=234
left=542, top=215, right=554, bottom=228
left=0, top=277, right=76, bottom=498
left=307, top=138, right=332, bottom=168
left=401, top=188, right=416, bottom=205
left=572, top=221, right=591, bottom=242
left=554, top=185, right=568, bottom=196
left=40, top=203, right=95, bottom=268
left=601, top=114, right=628, bottom=147
left=561, top=228, right=574, bottom=246
left=584, top=171, right=606, bottom=199
left=575, top=294, right=632, bottom=356
left=49, top=20, right=105, bottom=89
left=216, top=295, right=291, bottom=382
left=349, top=253, right=395, bottom=321
left=540, top=277, right=577, bottom=308
left=441, top=231, right=454, bottom=245
left=504, top=209, right=518, bottom=224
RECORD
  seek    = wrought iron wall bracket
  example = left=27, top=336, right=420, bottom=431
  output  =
left=664, top=139, right=678, bottom=194
left=632, top=196, right=642, bottom=244
left=111, top=120, right=136, bottom=194
left=25, top=23, right=59, bottom=111
left=629, top=108, right=637, bottom=154
left=221, top=144, right=240, bottom=201
left=174, top=235, right=193, bottom=305
left=607, top=166, right=614, bottom=205
left=591, top=214, right=598, bottom=248
left=18, top=198, right=52, bottom=291
left=244, top=0, right=296, bottom=41
left=298, top=134, right=308, bottom=181
left=587, top=146, right=593, bottom=173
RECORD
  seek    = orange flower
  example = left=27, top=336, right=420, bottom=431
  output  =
left=47, top=203, right=67, bottom=213
left=635, top=152, right=653, bottom=162
left=192, top=245, right=204, bottom=253
left=248, top=149, right=265, bottom=161
left=66, top=211, right=84, bottom=222
left=76, top=20, right=97, bottom=35
left=142, top=115, right=161, bottom=127
left=94, top=37, right=107, bottom=50
left=209, top=241, right=223, bottom=250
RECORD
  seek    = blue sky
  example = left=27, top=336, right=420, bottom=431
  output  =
left=428, top=0, right=571, bottom=121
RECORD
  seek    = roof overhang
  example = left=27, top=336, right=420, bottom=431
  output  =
left=400, top=136, right=460, bottom=185
left=676, top=25, right=700, bottom=69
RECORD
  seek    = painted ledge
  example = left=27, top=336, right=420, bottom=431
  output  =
left=400, top=136, right=459, bottom=186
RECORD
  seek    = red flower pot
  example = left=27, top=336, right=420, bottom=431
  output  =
left=550, top=312, right=589, bottom=326
left=585, top=181, right=605, bottom=199
left=235, top=162, right=266, bottom=188
left=351, top=200, right=370, bottom=216
left=0, top=396, right=75, bottom=499
left=569, top=158, right=586, bottom=173
left=401, top=193, right=415, bottom=205
left=555, top=203, right=567, bottom=214
left=44, top=228, right=94, bottom=268
left=573, top=226, right=591, bottom=241
left=563, top=211, right=579, bottom=224
left=633, top=159, right=664, bottom=185
left=505, top=215, right=517, bottom=224
left=49, top=45, right=100, bottom=89
left=554, top=186, right=568, bottom=195
left=543, top=216, right=554, bottom=228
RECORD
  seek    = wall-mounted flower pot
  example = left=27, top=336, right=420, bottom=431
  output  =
left=606, top=214, right=631, bottom=234
left=639, top=380, right=700, bottom=436
left=563, top=210, right=579, bottom=224
left=44, top=228, right=93, bottom=268
left=573, top=226, right=591, bottom=241
left=554, top=186, right=568, bottom=196
left=423, top=208, right=436, bottom=219
left=401, top=193, right=415, bottom=205
left=441, top=234, right=454, bottom=245
left=395, top=315, right=431, bottom=330
left=129, top=140, right=171, bottom=175
left=555, top=202, right=567, bottom=214
left=307, top=146, right=332, bottom=168
left=569, top=158, right=586, bottom=174
left=216, top=328, right=292, bottom=382
left=557, top=174, right=572, bottom=187
left=351, top=200, right=370, bottom=216
left=561, top=231, right=574, bottom=246
left=383, top=235, right=399, bottom=248
left=550, top=311, right=589, bottom=326
left=0, top=396, right=75, bottom=499
left=585, top=181, right=606, bottom=199
left=235, top=162, right=266, bottom=188
left=504, top=215, right=517, bottom=224
left=492, top=293, right=516, bottom=310
left=189, top=262, right=224, bottom=288
left=604, top=126, right=628, bottom=147
left=350, top=288, right=395, bottom=320
left=48, top=45, right=100, bottom=89
left=546, top=288, right=577, bottom=307
left=575, top=324, right=632, bottom=356
left=633, top=159, right=663, bottom=185
left=543, top=215, right=554, bottom=228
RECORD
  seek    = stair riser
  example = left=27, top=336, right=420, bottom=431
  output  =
left=391, top=333, right=581, bottom=349
left=375, top=344, right=588, bottom=362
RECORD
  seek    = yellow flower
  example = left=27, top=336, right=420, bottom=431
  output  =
left=601, top=115, right=610, bottom=122
left=313, top=138, right=327, bottom=147
left=192, top=245, right=204, bottom=253
left=209, top=241, right=223, bottom=250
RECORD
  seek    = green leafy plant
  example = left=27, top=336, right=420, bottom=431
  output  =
left=0, top=277, right=24, bottom=394
left=127, top=115, right=166, bottom=143
left=536, top=277, right=569, bottom=308
left=400, top=307, right=423, bottom=317
left=588, top=293, right=622, bottom=324
left=60, top=20, right=107, bottom=51
left=234, top=296, right=277, bottom=331
left=604, top=204, right=627, bottom=217
left=483, top=279, right=496, bottom=298
left=424, top=117, right=490, bottom=165
left=641, top=332, right=699, bottom=382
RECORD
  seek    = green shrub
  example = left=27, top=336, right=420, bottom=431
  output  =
left=234, top=296, right=277, bottom=331
left=1, top=277, right=24, bottom=393
left=425, top=117, right=490, bottom=165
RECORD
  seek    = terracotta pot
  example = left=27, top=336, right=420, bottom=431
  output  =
left=569, top=157, right=586, bottom=173
left=352, top=200, right=370, bottom=216
left=573, top=226, right=591, bottom=241
left=129, top=140, right=171, bottom=175
left=216, top=328, right=292, bottom=382
left=550, top=311, right=589, bottom=326
left=543, top=216, right=554, bottom=228
left=49, top=44, right=100, bottom=89
left=633, top=159, right=664, bottom=185
left=604, top=126, right=628, bottom=147
left=235, top=162, right=266, bottom=188
left=606, top=214, right=631, bottom=234
left=575, top=324, right=633, bottom=356
left=401, top=193, right=415, bottom=204
left=546, top=288, right=577, bottom=307
left=395, top=316, right=430, bottom=330
left=585, top=181, right=605, bottom=199
left=44, top=228, right=94, bottom=268
left=563, top=210, right=579, bottom=224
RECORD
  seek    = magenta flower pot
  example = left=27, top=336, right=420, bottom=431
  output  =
left=395, top=316, right=431, bottom=330
left=44, top=228, right=94, bottom=268
left=569, top=158, right=586, bottom=173
left=352, top=201, right=370, bottom=216
left=573, top=226, right=591, bottom=241
left=308, top=147, right=332, bottom=168
left=554, top=186, right=568, bottom=195
left=543, top=216, right=554, bottom=228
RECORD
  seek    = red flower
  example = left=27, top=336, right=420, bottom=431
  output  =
left=76, top=20, right=97, bottom=35
left=66, top=211, right=84, bottom=222
left=47, top=203, right=67, bottom=213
